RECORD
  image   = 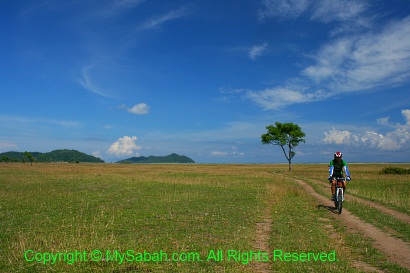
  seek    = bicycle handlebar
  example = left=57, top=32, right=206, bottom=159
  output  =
left=328, top=177, right=346, bottom=181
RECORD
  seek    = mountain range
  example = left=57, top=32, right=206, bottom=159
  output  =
left=117, top=153, right=195, bottom=164
left=0, top=150, right=195, bottom=164
left=0, top=149, right=104, bottom=163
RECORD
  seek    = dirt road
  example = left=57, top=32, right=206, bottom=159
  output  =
left=293, top=178, right=410, bottom=271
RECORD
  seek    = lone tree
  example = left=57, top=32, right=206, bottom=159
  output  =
left=1, top=156, right=10, bottom=164
left=24, top=151, right=35, bottom=166
left=261, top=122, right=305, bottom=172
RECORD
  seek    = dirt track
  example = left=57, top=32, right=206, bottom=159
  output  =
left=314, top=179, right=410, bottom=225
left=293, top=178, right=410, bottom=271
left=252, top=205, right=272, bottom=273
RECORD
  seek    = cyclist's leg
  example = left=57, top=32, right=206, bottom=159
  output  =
left=342, top=179, right=346, bottom=193
left=331, top=179, right=336, bottom=199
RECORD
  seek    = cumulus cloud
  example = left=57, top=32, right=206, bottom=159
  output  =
left=323, top=109, right=410, bottom=151
left=323, top=128, right=353, bottom=145
left=121, top=103, right=150, bottom=114
left=249, top=42, right=268, bottom=60
left=402, top=109, right=410, bottom=125
left=107, top=136, right=141, bottom=156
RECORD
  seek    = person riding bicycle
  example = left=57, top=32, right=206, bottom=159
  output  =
left=328, top=152, right=351, bottom=201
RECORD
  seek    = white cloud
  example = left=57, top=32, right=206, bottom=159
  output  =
left=246, top=87, right=327, bottom=109
left=138, top=8, right=187, bottom=30
left=310, top=0, right=368, bottom=23
left=249, top=42, right=268, bottom=60
left=303, top=16, right=410, bottom=92
left=323, top=109, right=410, bottom=151
left=211, top=151, right=245, bottom=157
left=259, top=0, right=309, bottom=21
left=92, top=150, right=102, bottom=158
left=79, top=66, right=112, bottom=98
left=323, top=128, right=352, bottom=145
left=107, top=136, right=141, bottom=156
left=0, top=114, right=80, bottom=127
left=255, top=1, right=410, bottom=110
left=402, top=109, right=410, bottom=125
left=259, top=0, right=367, bottom=22
left=122, top=103, right=150, bottom=115
left=211, top=151, right=228, bottom=156
left=0, top=141, right=18, bottom=152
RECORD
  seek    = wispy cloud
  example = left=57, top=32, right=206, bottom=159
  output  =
left=0, top=114, right=81, bottom=128
left=79, top=66, right=112, bottom=98
left=246, top=87, right=328, bottom=110
left=0, top=141, right=18, bottom=152
left=121, top=103, right=150, bottom=115
left=259, top=0, right=367, bottom=23
left=310, top=0, right=368, bottom=23
left=97, top=0, right=146, bottom=18
left=303, top=16, right=410, bottom=92
left=211, top=151, right=228, bottom=156
left=211, top=151, right=244, bottom=157
left=138, top=8, right=187, bottom=30
left=259, top=0, right=309, bottom=21
left=250, top=1, right=410, bottom=110
left=249, top=42, right=268, bottom=60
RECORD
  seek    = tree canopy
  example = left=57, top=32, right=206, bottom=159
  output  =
left=261, top=122, right=305, bottom=171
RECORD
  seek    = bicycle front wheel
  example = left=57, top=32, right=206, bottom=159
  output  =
left=337, top=190, right=343, bottom=214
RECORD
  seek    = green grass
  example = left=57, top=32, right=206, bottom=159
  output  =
left=265, top=177, right=354, bottom=272
left=1, top=163, right=409, bottom=272
left=0, top=164, right=269, bottom=272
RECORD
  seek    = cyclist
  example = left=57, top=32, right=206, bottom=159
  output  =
left=328, top=152, right=351, bottom=201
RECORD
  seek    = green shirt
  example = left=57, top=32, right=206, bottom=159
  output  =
left=329, top=159, right=347, bottom=177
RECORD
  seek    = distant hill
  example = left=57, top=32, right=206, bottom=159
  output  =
left=117, top=153, right=195, bottom=164
left=0, top=149, right=104, bottom=163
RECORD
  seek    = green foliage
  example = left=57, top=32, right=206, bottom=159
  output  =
left=1, top=156, right=10, bottom=163
left=379, top=167, right=410, bottom=175
left=0, top=149, right=104, bottom=163
left=24, top=151, right=35, bottom=166
left=261, top=122, right=305, bottom=171
left=117, top=153, right=195, bottom=164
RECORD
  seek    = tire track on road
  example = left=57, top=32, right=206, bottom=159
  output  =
left=252, top=185, right=273, bottom=273
left=313, top=179, right=410, bottom=225
left=293, top=178, right=410, bottom=271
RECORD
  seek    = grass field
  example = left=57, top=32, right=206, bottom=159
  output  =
left=0, top=163, right=409, bottom=272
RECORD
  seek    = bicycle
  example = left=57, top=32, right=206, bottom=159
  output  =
left=333, top=177, right=345, bottom=214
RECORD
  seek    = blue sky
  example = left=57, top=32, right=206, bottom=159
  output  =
left=1, top=0, right=410, bottom=163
